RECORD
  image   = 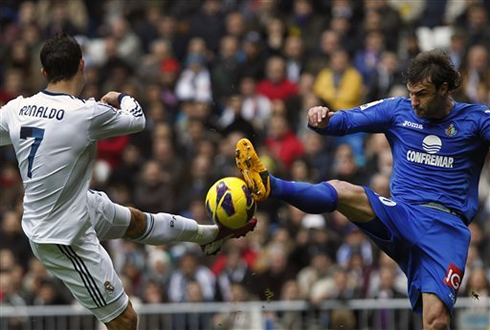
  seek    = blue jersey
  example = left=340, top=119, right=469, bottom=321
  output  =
left=310, top=97, right=490, bottom=222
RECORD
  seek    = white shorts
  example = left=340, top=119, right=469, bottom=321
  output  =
left=86, top=189, right=131, bottom=241
left=29, top=226, right=128, bottom=323
left=29, top=190, right=132, bottom=323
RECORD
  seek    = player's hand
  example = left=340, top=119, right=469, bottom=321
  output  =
left=100, top=91, right=122, bottom=108
left=308, top=106, right=333, bottom=129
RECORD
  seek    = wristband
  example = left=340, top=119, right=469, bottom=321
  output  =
left=117, top=93, right=129, bottom=105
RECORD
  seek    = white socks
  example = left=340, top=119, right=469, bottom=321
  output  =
left=132, top=213, right=218, bottom=245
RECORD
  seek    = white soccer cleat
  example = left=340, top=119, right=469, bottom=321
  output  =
left=200, top=217, right=257, bottom=255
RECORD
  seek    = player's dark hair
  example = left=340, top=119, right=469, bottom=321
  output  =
left=40, top=33, right=82, bottom=83
left=406, top=49, right=461, bottom=92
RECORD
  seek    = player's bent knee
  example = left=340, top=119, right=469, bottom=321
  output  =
left=327, top=179, right=365, bottom=198
left=327, top=179, right=375, bottom=222
left=423, top=296, right=450, bottom=330
left=124, top=207, right=147, bottom=239
left=424, top=312, right=449, bottom=330
left=106, top=303, right=138, bottom=330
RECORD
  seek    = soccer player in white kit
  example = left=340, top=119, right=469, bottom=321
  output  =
left=0, top=33, right=256, bottom=329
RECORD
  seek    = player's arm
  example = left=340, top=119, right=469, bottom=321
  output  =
left=89, top=92, right=146, bottom=140
left=307, top=98, right=397, bottom=136
left=479, top=106, right=490, bottom=145
left=0, top=99, right=18, bottom=146
left=0, top=114, right=11, bottom=146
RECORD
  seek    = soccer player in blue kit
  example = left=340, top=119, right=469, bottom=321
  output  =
left=235, top=49, right=490, bottom=330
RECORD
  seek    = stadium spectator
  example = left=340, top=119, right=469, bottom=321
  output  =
left=282, top=35, right=306, bottom=84
left=237, top=75, right=272, bottom=133
left=257, top=56, right=298, bottom=101
left=167, top=251, right=216, bottom=303
left=265, top=114, right=304, bottom=171
left=215, top=245, right=255, bottom=302
left=367, top=265, right=412, bottom=330
left=175, top=54, right=212, bottom=103
left=263, top=16, right=287, bottom=56
left=211, top=35, right=241, bottom=105
left=366, top=51, right=405, bottom=101
left=133, top=160, right=176, bottom=214
left=219, top=94, right=257, bottom=140
left=285, top=72, right=320, bottom=135
left=251, top=241, right=297, bottom=302
left=224, top=11, right=247, bottom=40
left=306, top=29, right=341, bottom=76
left=455, top=3, right=490, bottom=48
left=313, top=49, right=363, bottom=111
left=445, top=30, right=467, bottom=70
left=297, top=249, right=334, bottom=299
left=458, top=45, right=490, bottom=104
left=0, top=210, right=31, bottom=270
left=354, top=31, right=386, bottom=84
left=188, top=0, right=226, bottom=55
left=212, top=283, right=263, bottom=329
left=237, top=30, right=267, bottom=81
left=287, top=0, right=325, bottom=52
left=134, top=3, right=162, bottom=54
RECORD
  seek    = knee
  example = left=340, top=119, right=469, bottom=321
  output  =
left=424, top=308, right=450, bottom=330
left=327, top=180, right=364, bottom=198
left=120, top=306, right=138, bottom=328
left=106, top=303, right=138, bottom=330
left=125, top=207, right=147, bottom=239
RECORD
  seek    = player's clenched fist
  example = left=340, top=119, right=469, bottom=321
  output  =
left=100, top=91, right=122, bottom=108
left=308, top=106, right=333, bottom=128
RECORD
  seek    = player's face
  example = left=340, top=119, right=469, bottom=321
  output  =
left=407, top=80, right=448, bottom=119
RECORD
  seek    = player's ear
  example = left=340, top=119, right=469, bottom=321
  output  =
left=79, top=58, right=85, bottom=72
left=40, top=67, right=47, bottom=77
left=439, top=82, right=449, bottom=95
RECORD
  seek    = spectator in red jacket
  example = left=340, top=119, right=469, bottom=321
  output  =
left=265, top=114, right=304, bottom=171
left=257, top=56, right=298, bottom=101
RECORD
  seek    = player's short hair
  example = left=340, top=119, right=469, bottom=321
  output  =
left=40, top=33, right=82, bottom=83
left=406, top=49, right=461, bottom=92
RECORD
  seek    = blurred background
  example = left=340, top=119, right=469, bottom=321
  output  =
left=0, top=0, right=489, bottom=329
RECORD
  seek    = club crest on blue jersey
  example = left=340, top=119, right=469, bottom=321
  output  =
left=445, top=123, right=457, bottom=136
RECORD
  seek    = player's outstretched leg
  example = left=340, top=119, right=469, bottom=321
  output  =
left=127, top=210, right=257, bottom=255
left=235, top=138, right=338, bottom=214
left=88, top=190, right=256, bottom=255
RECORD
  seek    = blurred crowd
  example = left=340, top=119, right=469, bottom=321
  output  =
left=0, top=0, right=489, bottom=329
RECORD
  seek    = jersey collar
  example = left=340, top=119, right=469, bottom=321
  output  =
left=42, top=89, right=76, bottom=99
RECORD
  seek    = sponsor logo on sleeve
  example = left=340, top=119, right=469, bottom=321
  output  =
left=359, top=99, right=384, bottom=110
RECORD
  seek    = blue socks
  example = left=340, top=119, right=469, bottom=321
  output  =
left=270, top=175, right=338, bottom=214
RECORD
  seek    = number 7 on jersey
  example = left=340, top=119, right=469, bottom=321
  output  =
left=20, top=126, right=45, bottom=178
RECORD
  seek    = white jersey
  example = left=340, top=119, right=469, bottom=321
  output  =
left=0, top=90, right=145, bottom=244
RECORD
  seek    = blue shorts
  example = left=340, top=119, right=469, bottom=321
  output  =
left=358, top=187, right=471, bottom=315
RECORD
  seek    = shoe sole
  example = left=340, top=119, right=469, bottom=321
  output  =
left=235, top=139, right=270, bottom=201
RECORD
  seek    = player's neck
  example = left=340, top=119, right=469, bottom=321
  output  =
left=433, top=97, right=454, bottom=119
left=45, top=79, right=81, bottom=97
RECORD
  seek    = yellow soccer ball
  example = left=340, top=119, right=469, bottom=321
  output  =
left=205, top=177, right=257, bottom=229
